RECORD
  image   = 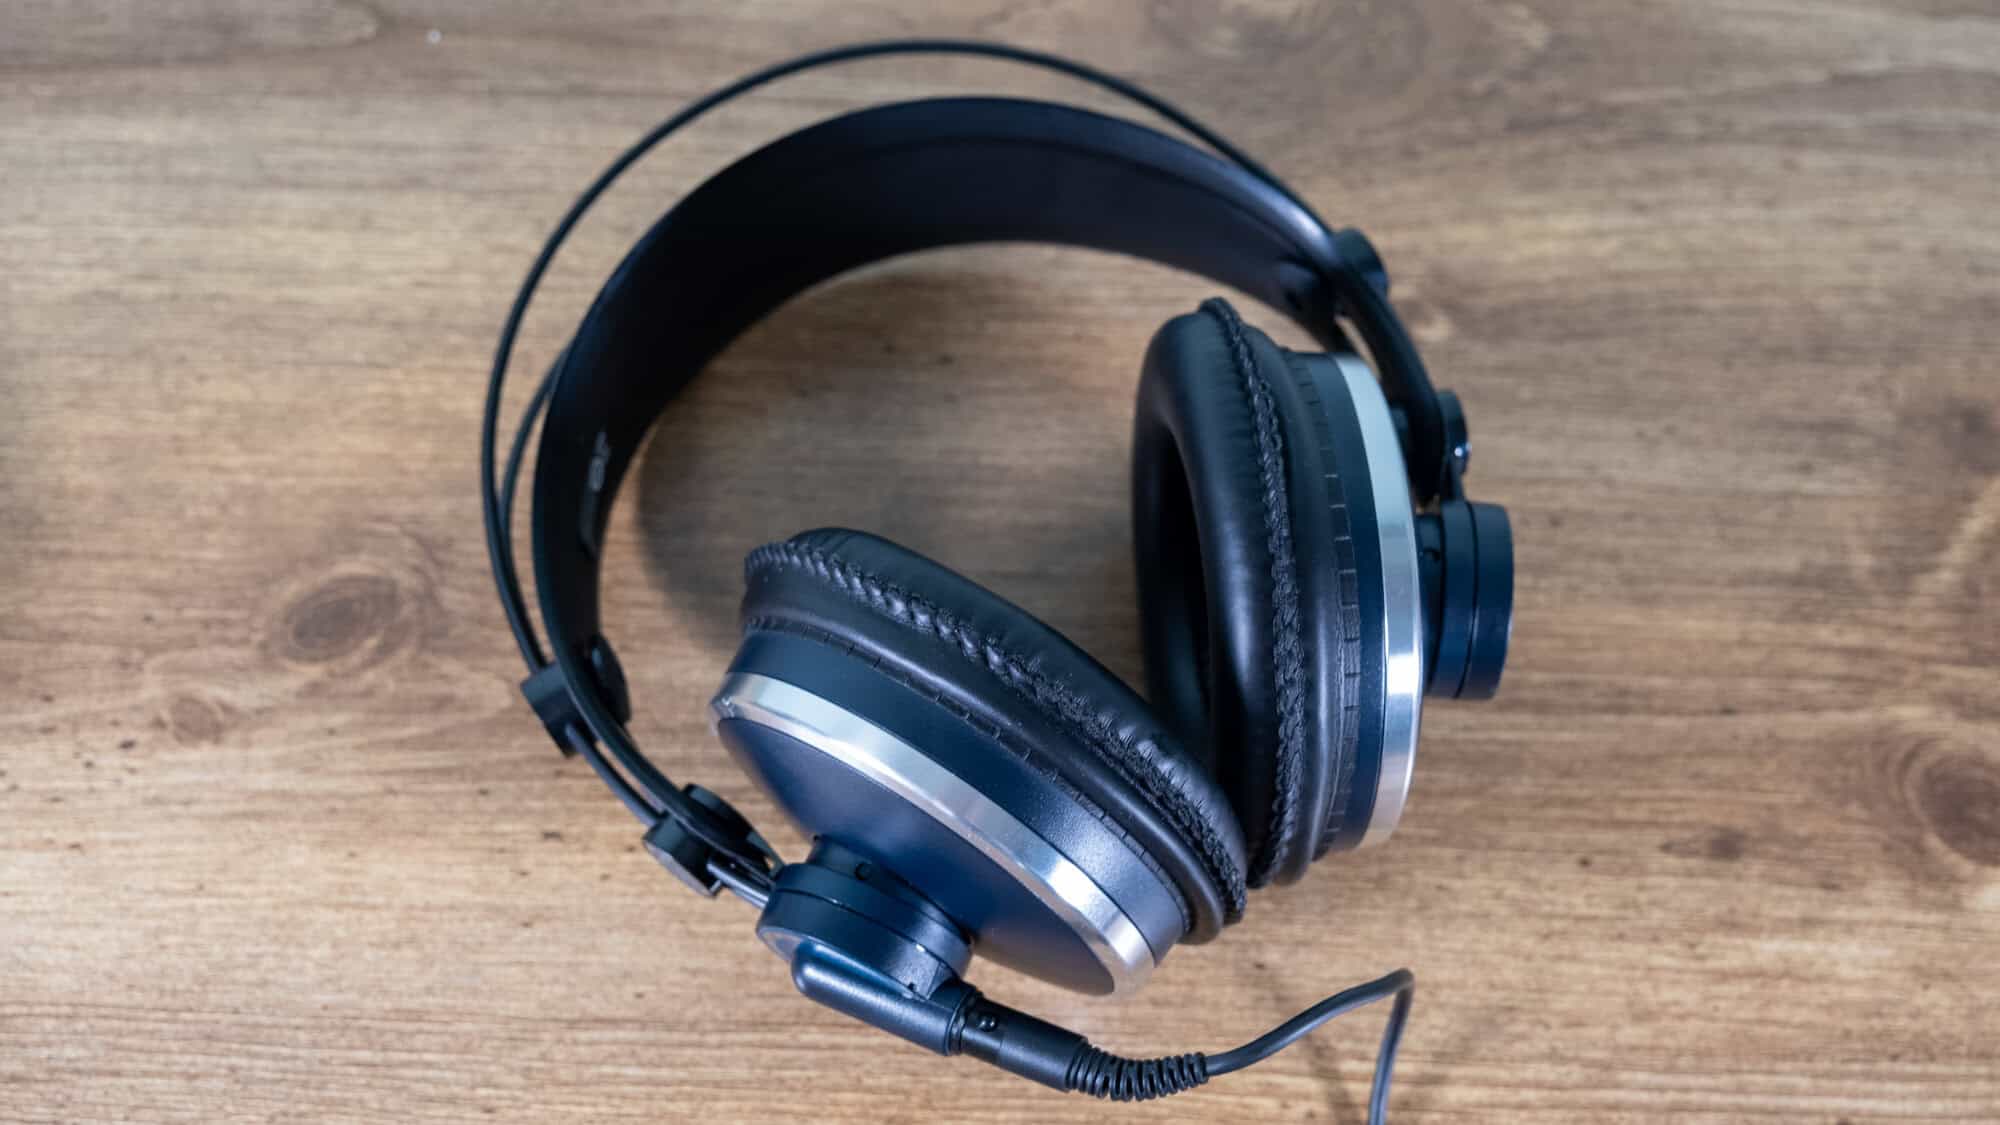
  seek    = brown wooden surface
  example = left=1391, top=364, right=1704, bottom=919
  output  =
left=4, top=2, right=1998, bottom=1122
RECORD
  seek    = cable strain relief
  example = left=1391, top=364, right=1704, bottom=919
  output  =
left=1064, top=1045, right=1211, bottom=1101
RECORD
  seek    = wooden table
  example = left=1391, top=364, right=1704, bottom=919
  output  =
left=4, top=3, right=1996, bottom=1121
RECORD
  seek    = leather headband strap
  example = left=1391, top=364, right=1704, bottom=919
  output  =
left=534, top=95, right=1420, bottom=669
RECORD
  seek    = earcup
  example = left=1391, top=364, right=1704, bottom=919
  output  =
left=736, top=529, right=1248, bottom=944
left=1131, top=299, right=1374, bottom=886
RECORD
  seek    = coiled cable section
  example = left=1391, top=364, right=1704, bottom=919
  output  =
left=1065, top=1045, right=1211, bottom=1101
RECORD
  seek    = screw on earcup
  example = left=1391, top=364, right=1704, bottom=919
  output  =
left=717, top=529, right=1248, bottom=993
left=1131, top=299, right=1401, bottom=886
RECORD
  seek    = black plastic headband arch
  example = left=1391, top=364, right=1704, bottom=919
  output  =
left=539, top=95, right=1370, bottom=672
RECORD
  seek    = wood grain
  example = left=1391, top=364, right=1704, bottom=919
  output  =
left=3, top=2, right=1997, bottom=1121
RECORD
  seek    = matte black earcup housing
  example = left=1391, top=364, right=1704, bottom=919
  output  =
left=734, top=529, right=1248, bottom=947
left=1131, top=299, right=1381, bottom=887
left=1418, top=499, right=1513, bottom=699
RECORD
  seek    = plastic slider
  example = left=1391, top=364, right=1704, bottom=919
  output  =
left=1331, top=227, right=1390, bottom=298
left=520, top=663, right=580, bottom=756
left=518, top=636, right=632, bottom=756
left=644, top=784, right=770, bottom=897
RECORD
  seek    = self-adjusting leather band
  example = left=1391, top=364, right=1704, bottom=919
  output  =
left=537, top=95, right=1368, bottom=684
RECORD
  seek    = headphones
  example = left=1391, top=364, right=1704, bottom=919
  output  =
left=484, top=41, right=1511, bottom=1114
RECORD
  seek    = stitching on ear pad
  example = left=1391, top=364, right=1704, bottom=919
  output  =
left=741, top=529, right=1249, bottom=938
left=1130, top=299, right=1366, bottom=886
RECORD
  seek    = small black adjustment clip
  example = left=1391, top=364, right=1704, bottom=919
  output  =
left=645, top=784, right=778, bottom=897
left=519, top=636, right=633, bottom=756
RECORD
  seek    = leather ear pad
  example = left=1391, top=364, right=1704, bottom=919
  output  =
left=740, top=528, right=1248, bottom=940
left=1131, top=299, right=1365, bottom=887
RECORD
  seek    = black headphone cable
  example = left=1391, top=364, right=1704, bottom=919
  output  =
left=962, top=968, right=1414, bottom=1112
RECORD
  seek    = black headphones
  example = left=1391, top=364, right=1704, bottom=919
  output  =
left=483, top=41, right=1512, bottom=1115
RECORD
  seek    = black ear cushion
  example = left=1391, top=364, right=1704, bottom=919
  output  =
left=740, top=528, right=1248, bottom=939
left=1131, top=299, right=1364, bottom=887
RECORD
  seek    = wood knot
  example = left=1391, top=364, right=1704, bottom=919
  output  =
left=167, top=695, right=226, bottom=745
left=1914, top=752, right=2000, bottom=867
left=274, top=572, right=406, bottom=667
left=1660, top=826, right=1747, bottom=863
left=259, top=526, right=441, bottom=683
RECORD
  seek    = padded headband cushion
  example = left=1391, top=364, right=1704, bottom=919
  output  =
left=740, top=529, right=1248, bottom=939
left=1131, top=300, right=1364, bottom=887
